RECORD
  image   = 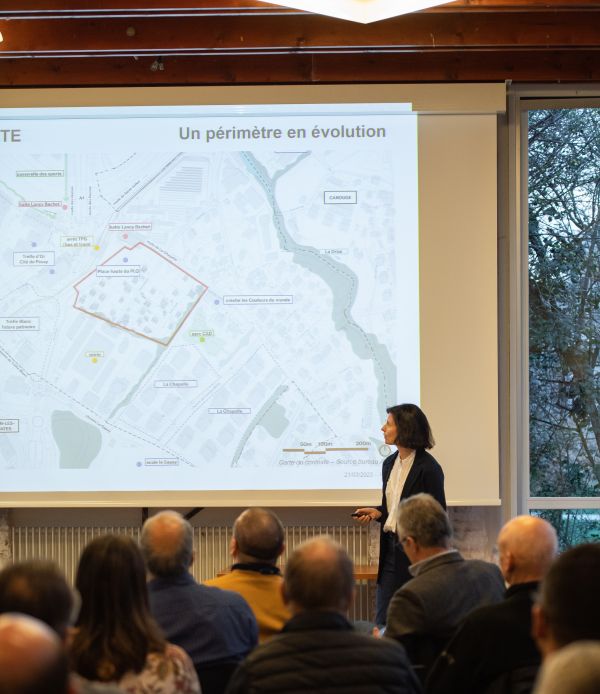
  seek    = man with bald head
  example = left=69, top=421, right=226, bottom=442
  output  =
left=226, top=537, right=420, bottom=693
left=0, top=613, right=69, bottom=694
left=205, top=508, right=291, bottom=642
left=141, top=510, right=258, bottom=693
left=426, top=515, right=558, bottom=694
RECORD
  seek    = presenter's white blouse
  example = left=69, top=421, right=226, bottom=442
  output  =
left=383, top=450, right=416, bottom=534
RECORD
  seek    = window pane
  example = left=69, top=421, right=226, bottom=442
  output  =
left=529, top=108, right=600, bottom=498
left=531, top=509, right=600, bottom=550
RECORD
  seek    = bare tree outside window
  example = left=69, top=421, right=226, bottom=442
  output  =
left=528, top=108, right=600, bottom=547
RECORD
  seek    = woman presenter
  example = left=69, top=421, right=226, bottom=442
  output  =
left=354, top=403, right=445, bottom=627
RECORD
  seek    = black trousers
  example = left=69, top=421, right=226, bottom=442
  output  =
left=375, top=532, right=411, bottom=626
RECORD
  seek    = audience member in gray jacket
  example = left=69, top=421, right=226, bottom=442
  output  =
left=385, top=493, right=505, bottom=681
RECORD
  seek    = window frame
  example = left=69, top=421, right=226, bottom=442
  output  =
left=507, top=85, right=600, bottom=518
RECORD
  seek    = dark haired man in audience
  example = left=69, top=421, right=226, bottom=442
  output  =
left=532, top=542, right=600, bottom=657
left=226, top=537, right=420, bottom=694
left=531, top=543, right=600, bottom=694
left=0, top=560, right=74, bottom=640
left=426, top=515, right=558, bottom=693
left=141, top=510, right=258, bottom=692
left=0, top=559, right=123, bottom=694
left=205, top=507, right=291, bottom=642
left=0, top=613, right=70, bottom=694
left=385, top=493, right=505, bottom=681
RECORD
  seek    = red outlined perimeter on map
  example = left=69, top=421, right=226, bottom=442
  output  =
left=73, top=242, right=208, bottom=347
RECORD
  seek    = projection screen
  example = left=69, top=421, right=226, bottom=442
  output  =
left=0, top=84, right=504, bottom=507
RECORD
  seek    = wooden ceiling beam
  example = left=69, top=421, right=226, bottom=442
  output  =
left=3, top=49, right=600, bottom=87
left=2, top=12, right=600, bottom=56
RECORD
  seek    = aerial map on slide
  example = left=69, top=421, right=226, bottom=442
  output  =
left=0, top=103, right=419, bottom=492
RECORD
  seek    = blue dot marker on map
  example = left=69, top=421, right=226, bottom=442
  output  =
left=49, top=269, right=55, bottom=275
left=214, top=299, right=220, bottom=305
left=136, top=461, right=142, bottom=467
left=123, top=257, right=129, bottom=263
left=31, top=242, right=37, bottom=248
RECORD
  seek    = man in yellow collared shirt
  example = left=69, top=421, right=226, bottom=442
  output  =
left=205, top=508, right=291, bottom=642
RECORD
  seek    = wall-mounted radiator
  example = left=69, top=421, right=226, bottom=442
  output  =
left=10, top=524, right=375, bottom=622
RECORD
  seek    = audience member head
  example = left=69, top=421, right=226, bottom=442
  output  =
left=396, top=493, right=452, bottom=564
left=0, top=561, right=74, bottom=640
left=283, top=537, right=354, bottom=615
left=0, top=613, right=69, bottom=694
left=71, top=534, right=165, bottom=682
left=231, top=508, right=285, bottom=564
left=534, top=641, right=600, bottom=694
left=386, top=403, right=434, bottom=450
left=533, top=542, right=600, bottom=657
left=497, top=515, right=558, bottom=585
left=140, top=510, right=193, bottom=578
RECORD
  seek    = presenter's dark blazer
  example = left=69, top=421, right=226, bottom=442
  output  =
left=376, top=449, right=446, bottom=584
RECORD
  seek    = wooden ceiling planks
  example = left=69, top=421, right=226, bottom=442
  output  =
left=1, top=1, right=600, bottom=85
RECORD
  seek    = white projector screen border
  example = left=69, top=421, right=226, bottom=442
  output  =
left=0, top=84, right=504, bottom=507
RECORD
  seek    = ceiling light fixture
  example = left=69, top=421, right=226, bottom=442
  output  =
left=261, top=0, right=452, bottom=24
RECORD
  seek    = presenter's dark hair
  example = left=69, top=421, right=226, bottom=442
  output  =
left=387, top=403, right=434, bottom=450
left=70, top=534, right=165, bottom=682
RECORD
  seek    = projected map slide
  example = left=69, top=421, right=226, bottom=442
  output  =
left=0, top=103, right=419, bottom=492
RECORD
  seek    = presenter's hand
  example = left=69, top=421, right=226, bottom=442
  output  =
left=353, top=507, right=382, bottom=524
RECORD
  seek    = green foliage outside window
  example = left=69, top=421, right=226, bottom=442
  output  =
left=531, top=509, right=600, bottom=551
left=529, top=108, right=600, bottom=502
